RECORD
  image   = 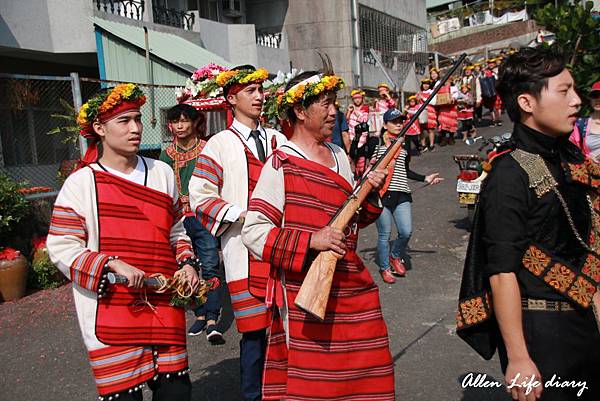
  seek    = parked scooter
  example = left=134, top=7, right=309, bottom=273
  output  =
left=453, top=133, right=512, bottom=222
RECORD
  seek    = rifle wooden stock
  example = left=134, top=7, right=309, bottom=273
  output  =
left=294, top=54, right=467, bottom=320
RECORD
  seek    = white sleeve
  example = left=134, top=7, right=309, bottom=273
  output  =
left=46, top=170, right=110, bottom=292
left=188, top=137, right=237, bottom=236
left=241, top=160, right=285, bottom=260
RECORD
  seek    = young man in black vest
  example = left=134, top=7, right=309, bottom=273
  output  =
left=457, top=47, right=600, bottom=401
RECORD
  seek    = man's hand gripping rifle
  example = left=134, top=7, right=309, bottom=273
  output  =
left=294, top=54, right=467, bottom=320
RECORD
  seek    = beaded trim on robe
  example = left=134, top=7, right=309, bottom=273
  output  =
left=511, top=149, right=558, bottom=198
left=96, top=368, right=191, bottom=401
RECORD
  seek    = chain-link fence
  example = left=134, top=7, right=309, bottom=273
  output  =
left=0, top=73, right=227, bottom=192
left=0, top=74, right=79, bottom=190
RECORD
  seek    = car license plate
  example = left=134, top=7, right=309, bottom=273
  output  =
left=457, top=180, right=481, bottom=194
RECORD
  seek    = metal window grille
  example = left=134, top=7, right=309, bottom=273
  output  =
left=359, top=5, right=429, bottom=84
left=152, top=5, right=195, bottom=30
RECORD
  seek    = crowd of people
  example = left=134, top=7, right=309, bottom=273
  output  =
left=336, top=53, right=509, bottom=161
left=45, top=45, right=600, bottom=401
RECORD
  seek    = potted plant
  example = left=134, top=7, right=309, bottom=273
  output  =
left=28, top=236, right=65, bottom=290
left=0, top=172, right=31, bottom=302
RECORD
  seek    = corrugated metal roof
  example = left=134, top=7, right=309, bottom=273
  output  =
left=91, top=17, right=232, bottom=73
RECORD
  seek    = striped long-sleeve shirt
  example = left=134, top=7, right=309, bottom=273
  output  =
left=374, top=140, right=426, bottom=204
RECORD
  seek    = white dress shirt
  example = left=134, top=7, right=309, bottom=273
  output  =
left=224, top=118, right=273, bottom=222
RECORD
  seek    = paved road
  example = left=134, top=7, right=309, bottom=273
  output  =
left=0, top=117, right=514, bottom=401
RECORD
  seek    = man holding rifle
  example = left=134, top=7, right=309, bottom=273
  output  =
left=241, top=60, right=395, bottom=400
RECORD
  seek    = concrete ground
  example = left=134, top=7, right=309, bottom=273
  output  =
left=0, top=117, right=514, bottom=401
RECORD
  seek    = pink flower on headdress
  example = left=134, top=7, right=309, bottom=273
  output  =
left=192, top=63, right=228, bottom=82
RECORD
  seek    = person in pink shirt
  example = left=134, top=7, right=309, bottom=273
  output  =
left=347, top=89, right=370, bottom=141
left=347, top=89, right=371, bottom=177
left=375, top=83, right=397, bottom=113
left=569, top=81, right=600, bottom=161
left=417, top=78, right=438, bottom=152
left=404, top=95, right=422, bottom=156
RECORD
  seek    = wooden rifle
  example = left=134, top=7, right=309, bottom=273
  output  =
left=294, top=53, right=467, bottom=320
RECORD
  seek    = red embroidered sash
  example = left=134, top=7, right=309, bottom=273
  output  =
left=94, top=171, right=185, bottom=346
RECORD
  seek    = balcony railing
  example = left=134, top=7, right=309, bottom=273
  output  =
left=95, top=0, right=145, bottom=20
left=256, top=30, right=283, bottom=49
left=152, top=5, right=195, bottom=30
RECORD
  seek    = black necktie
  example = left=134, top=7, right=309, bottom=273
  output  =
left=250, top=130, right=266, bottom=163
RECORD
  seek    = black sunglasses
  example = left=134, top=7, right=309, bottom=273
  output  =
left=590, top=91, right=600, bottom=99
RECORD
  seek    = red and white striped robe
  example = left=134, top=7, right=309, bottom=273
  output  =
left=188, top=122, right=287, bottom=333
left=47, top=158, right=193, bottom=396
left=242, top=142, right=395, bottom=401
left=456, top=91, right=475, bottom=120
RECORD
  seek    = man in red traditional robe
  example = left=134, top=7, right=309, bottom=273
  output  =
left=241, top=66, right=396, bottom=401
left=48, top=84, right=200, bottom=400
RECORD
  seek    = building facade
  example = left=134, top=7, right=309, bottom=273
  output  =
left=0, top=0, right=427, bottom=188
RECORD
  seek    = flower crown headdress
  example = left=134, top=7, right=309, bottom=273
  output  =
left=176, top=63, right=228, bottom=102
left=215, top=67, right=269, bottom=89
left=76, top=83, right=146, bottom=166
left=277, top=53, right=344, bottom=119
left=77, top=83, right=146, bottom=138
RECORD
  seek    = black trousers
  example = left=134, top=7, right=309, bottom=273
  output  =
left=498, top=308, right=600, bottom=401
left=103, top=374, right=191, bottom=401
left=405, top=135, right=421, bottom=155
left=475, top=105, right=483, bottom=121
left=240, top=329, right=267, bottom=401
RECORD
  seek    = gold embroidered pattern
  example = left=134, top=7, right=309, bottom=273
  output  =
left=588, top=190, right=600, bottom=253
left=567, top=276, right=596, bottom=308
left=460, top=297, right=488, bottom=325
left=567, top=162, right=590, bottom=185
left=456, top=310, right=464, bottom=329
left=587, top=159, right=600, bottom=177
left=582, top=253, right=600, bottom=283
left=522, top=245, right=551, bottom=276
left=592, top=194, right=600, bottom=213
left=511, top=149, right=558, bottom=198
left=544, top=263, right=576, bottom=293
left=456, top=292, right=492, bottom=330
